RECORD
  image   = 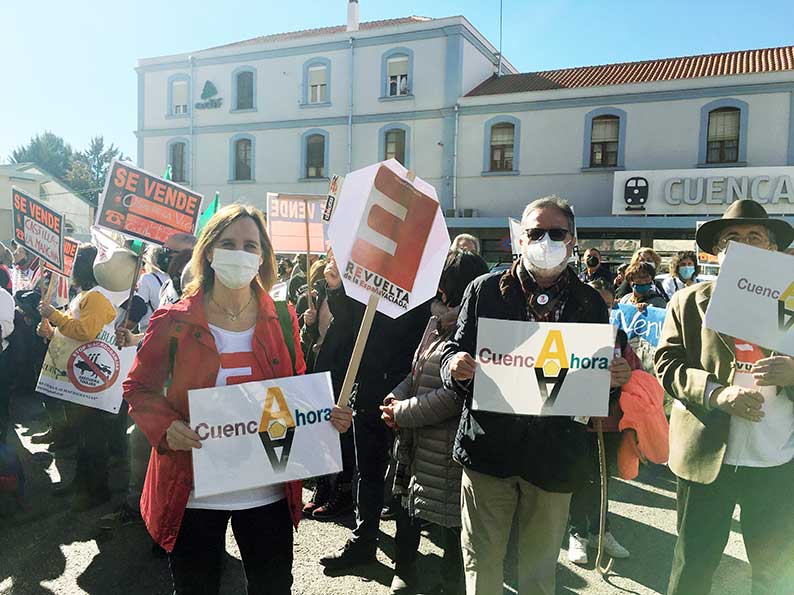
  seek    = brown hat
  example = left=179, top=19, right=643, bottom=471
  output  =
left=695, top=199, right=793, bottom=256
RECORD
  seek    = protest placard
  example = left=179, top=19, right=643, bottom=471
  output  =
left=96, top=160, right=204, bottom=245
left=610, top=304, right=666, bottom=347
left=704, top=242, right=794, bottom=355
left=327, top=159, right=450, bottom=319
left=266, top=193, right=327, bottom=254
left=43, top=237, right=78, bottom=277
left=36, top=288, right=136, bottom=414
left=508, top=217, right=522, bottom=257
left=473, top=318, right=615, bottom=416
left=12, top=187, right=64, bottom=270
left=189, top=372, right=342, bottom=499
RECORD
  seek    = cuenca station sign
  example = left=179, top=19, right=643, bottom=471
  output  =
left=613, top=166, right=794, bottom=216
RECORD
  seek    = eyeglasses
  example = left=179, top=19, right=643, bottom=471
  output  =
left=524, top=228, right=570, bottom=242
left=716, top=233, right=770, bottom=252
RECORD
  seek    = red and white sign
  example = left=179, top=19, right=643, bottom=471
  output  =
left=327, top=159, right=450, bottom=318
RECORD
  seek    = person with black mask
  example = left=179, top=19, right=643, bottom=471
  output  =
left=579, top=248, right=614, bottom=286
left=158, top=233, right=197, bottom=306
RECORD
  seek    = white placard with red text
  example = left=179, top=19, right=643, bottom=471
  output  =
left=327, top=159, right=450, bottom=318
left=189, top=373, right=342, bottom=499
left=473, top=318, right=616, bottom=416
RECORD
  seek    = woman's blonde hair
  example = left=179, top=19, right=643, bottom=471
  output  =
left=183, top=204, right=276, bottom=297
left=629, top=247, right=661, bottom=271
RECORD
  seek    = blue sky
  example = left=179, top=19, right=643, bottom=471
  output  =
left=1, top=0, right=792, bottom=164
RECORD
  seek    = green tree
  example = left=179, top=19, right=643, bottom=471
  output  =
left=66, top=136, right=126, bottom=206
left=10, top=131, right=74, bottom=179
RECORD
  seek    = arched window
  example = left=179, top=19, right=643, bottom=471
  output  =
left=482, top=116, right=521, bottom=175
left=380, top=48, right=414, bottom=99
left=300, top=129, right=329, bottom=180
left=167, top=139, right=189, bottom=183
left=230, top=134, right=255, bottom=181
left=167, top=74, right=190, bottom=117
left=302, top=58, right=331, bottom=106
left=706, top=107, right=740, bottom=164
left=232, top=67, right=256, bottom=111
left=385, top=130, right=406, bottom=164
left=589, top=116, right=619, bottom=168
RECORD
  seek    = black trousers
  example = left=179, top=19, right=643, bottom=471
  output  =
left=170, top=499, right=293, bottom=595
left=66, top=404, right=112, bottom=495
left=350, top=409, right=391, bottom=548
left=0, top=348, right=10, bottom=443
left=668, top=460, right=794, bottom=595
left=395, top=505, right=463, bottom=590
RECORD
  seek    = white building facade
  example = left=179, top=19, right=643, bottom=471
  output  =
left=136, top=6, right=794, bottom=261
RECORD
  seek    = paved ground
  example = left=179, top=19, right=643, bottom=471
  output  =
left=1, top=394, right=752, bottom=595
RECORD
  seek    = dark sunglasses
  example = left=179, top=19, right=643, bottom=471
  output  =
left=524, top=228, right=570, bottom=242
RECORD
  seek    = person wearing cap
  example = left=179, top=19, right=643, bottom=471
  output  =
left=655, top=200, right=794, bottom=595
left=37, top=243, right=137, bottom=510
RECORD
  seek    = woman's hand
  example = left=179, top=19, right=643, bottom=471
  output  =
left=324, top=255, right=342, bottom=290
left=380, top=403, right=398, bottom=429
left=36, top=319, right=54, bottom=339
left=38, top=302, right=55, bottom=319
left=115, top=328, right=143, bottom=348
left=166, top=420, right=203, bottom=451
left=330, top=404, right=353, bottom=433
left=635, top=302, right=648, bottom=313
left=610, top=357, right=632, bottom=388
left=449, top=352, right=477, bottom=381
left=303, top=308, right=317, bottom=326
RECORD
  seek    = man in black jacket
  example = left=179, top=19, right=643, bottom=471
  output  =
left=441, top=196, right=611, bottom=595
left=320, top=255, right=431, bottom=570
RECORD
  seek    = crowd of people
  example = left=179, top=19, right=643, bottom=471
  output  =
left=1, top=196, right=793, bottom=595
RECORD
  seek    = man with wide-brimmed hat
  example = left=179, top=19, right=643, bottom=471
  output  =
left=655, top=199, right=794, bottom=594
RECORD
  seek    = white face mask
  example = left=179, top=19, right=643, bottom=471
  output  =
left=210, top=248, right=261, bottom=290
left=522, top=234, right=570, bottom=274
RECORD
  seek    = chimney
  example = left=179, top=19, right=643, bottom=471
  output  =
left=347, top=0, right=359, bottom=32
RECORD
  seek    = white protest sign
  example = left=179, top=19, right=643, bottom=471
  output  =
left=189, top=372, right=342, bottom=499
left=36, top=289, right=135, bottom=414
left=509, top=217, right=522, bottom=257
left=327, top=159, right=450, bottom=318
left=704, top=242, right=794, bottom=355
left=473, top=318, right=616, bottom=416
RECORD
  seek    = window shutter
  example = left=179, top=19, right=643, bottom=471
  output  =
left=387, top=56, right=409, bottom=77
left=708, top=109, right=740, bottom=141
left=308, top=66, right=326, bottom=86
left=172, top=81, right=188, bottom=107
left=591, top=117, right=619, bottom=142
left=491, top=124, right=515, bottom=146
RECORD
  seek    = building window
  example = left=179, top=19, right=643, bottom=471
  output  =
left=489, top=124, right=515, bottom=172
left=482, top=116, right=521, bottom=175
left=169, top=141, right=187, bottom=183
left=167, top=74, right=191, bottom=117
left=706, top=108, right=740, bottom=163
left=589, top=116, right=619, bottom=167
left=388, top=57, right=409, bottom=96
left=232, top=67, right=256, bottom=111
left=300, top=129, right=329, bottom=180
left=306, top=135, right=325, bottom=178
left=384, top=129, right=406, bottom=165
left=380, top=48, right=414, bottom=100
left=229, top=134, right=255, bottom=182
left=309, top=66, right=327, bottom=104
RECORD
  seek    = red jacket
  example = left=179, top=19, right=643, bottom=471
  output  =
left=122, top=287, right=306, bottom=552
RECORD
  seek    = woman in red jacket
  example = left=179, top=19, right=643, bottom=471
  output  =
left=123, top=204, right=351, bottom=595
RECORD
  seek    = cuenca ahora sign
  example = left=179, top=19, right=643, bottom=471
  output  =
left=613, top=166, right=794, bottom=216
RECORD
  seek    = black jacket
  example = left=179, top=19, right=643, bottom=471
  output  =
left=326, top=285, right=431, bottom=411
left=440, top=267, right=609, bottom=493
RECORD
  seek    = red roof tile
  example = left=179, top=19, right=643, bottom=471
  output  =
left=208, top=16, right=433, bottom=51
left=466, top=45, right=794, bottom=96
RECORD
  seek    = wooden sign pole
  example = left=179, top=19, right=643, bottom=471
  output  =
left=337, top=292, right=379, bottom=408
left=44, top=272, right=58, bottom=304
left=37, top=258, right=46, bottom=297
left=304, top=198, right=313, bottom=311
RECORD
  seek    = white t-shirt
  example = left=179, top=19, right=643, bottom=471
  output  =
left=186, top=323, right=285, bottom=510
left=724, top=341, right=794, bottom=468
left=136, top=271, right=168, bottom=332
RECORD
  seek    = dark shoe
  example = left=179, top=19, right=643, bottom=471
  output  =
left=381, top=504, right=398, bottom=520
left=319, top=540, right=376, bottom=571
left=30, top=429, right=55, bottom=444
left=53, top=481, right=76, bottom=497
left=302, top=477, right=331, bottom=517
left=71, top=488, right=111, bottom=512
left=390, top=566, right=418, bottom=594
left=99, top=503, right=141, bottom=530
left=313, top=484, right=354, bottom=520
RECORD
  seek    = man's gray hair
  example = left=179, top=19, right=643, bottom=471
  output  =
left=521, top=195, right=576, bottom=233
left=452, top=233, right=480, bottom=254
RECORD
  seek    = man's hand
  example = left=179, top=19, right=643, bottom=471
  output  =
left=36, top=319, right=54, bottom=339
left=166, top=420, right=203, bottom=451
left=303, top=308, right=317, bottom=326
left=115, top=328, right=142, bottom=348
left=753, top=356, right=794, bottom=387
left=449, top=351, right=477, bottom=381
left=38, top=303, right=55, bottom=319
left=324, top=254, right=342, bottom=290
left=711, top=386, right=765, bottom=422
left=330, top=404, right=353, bottom=433
left=380, top=403, right=398, bottom=429
left=609, top=357, right=632, bottom=388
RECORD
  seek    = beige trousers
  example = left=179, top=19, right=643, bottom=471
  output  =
left=460, top=467, right=572, bottom=595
